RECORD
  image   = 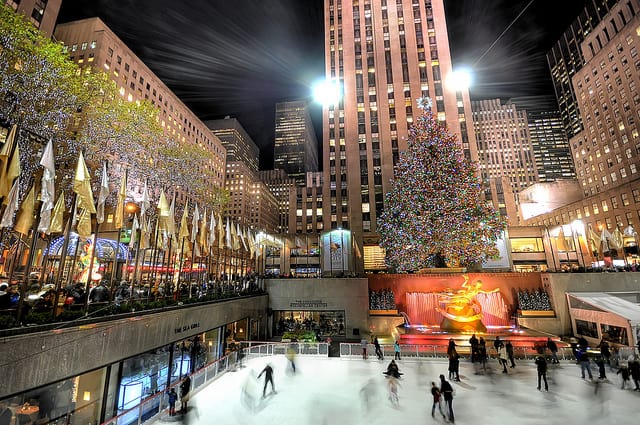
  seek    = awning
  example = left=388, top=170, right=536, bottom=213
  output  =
left=567, top=292, right=640, bottom=327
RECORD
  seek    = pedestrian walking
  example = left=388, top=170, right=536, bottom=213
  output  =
left=373, top=336, right=384, bottom=360
left=506, top=340, right=516, bottom=368
left=430, top=381, right=446, bottom=419
left=439, top=374, right=455, bottom=423
left=546, top=337, right=559, bottom=364
left=535, top=355, right=548, bottom=391
left=167, top=388, right=177, bottom=416
left=498, top=344, right=509, bottom=374
left=394, top=340, right=401, bottom=360
left=258, top=363, right=276, bottom=397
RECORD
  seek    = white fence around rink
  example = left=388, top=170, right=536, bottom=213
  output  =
left=99, top=342, right=328, bottom=425
left=101, top=341, right=638, bottom=425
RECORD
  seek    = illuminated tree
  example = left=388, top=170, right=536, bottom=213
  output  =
left=378, top=98, right=506, bottom=271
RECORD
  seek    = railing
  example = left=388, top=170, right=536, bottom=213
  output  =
left=98, top=341, right=328, bottom=425
left=339, top=343, right=582, bottom=361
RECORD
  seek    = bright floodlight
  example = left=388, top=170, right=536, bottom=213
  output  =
left=312, top=79, right=342, bottom=106
left=448, top=68, right=472, bottom=91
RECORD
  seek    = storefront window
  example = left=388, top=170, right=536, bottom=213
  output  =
left=511, top=238, right=545, bottom=253
left=119, top=346, right=171, bottom=412
left=274, top=310, right=345, bottom=338
left=575, top=319, right=599, bottom=338
left=0, top=368, right=107, bottom=425
left=600, top=323, right=629, bottom=345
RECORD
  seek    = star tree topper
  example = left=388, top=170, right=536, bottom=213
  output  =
left=416, top=96, right=433, bottom=110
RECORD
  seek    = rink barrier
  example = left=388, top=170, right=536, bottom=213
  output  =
left=98, top=342, right=328, bottom=425
left=339, top=343, right=583, bottom=361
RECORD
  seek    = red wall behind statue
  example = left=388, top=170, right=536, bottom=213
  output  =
left=368, top=272, right=543, bottom=313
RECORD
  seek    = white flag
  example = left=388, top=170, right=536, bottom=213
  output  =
left=190, top=203, right=200, bottom=244
left=37, top=139, right=56, bottom=233
left=225, top=218, right=232, bottom=249
left=208, top=209, right=216, bottom=246
left=140, top=180, right=150, bottom=220
left=129, top=214, right=139, bottom=246
left=0, top=180, right=20, bottom=228
left=96, top=162, right=109, bottom=224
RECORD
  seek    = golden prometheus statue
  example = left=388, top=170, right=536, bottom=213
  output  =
left=436, top=274, right=499, bottom=332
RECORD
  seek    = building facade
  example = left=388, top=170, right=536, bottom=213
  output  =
left=547, top=0, right=618, bottom=139
left=527, top=111, right=577, bottom=182
left=322, top=0, right=478, bottom=272
left=4, top=0, right=61, bottom=37
left=526, top=0, right=640, bottom=265
left=205, top=117, right=260, bottom=173
left=274, top=100, right=319, bottom=185
left=54, top=18, right=227, bottom=217
left=259, top=169, right=297, bottom=233
left=472, top=99, right=539, bottom=225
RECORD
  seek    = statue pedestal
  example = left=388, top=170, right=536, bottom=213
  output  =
left=418, top=267, right=467, bottom=274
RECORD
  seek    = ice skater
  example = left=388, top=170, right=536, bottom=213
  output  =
left=394, top=340, right=401, bottom=360
left=578, top=348, right=593, bottom=380
left=506, top=340, right=516, bottom=368
left=179, top=375, right=191, bottom=413
left=286, top=345, right=297, bottom=374
left=448, top=349, right=460, bottom=381
left=498, top=343, right=509, bottom=374
left=439, top=374, right=455, bottom=423
left=361, top=337, right=369, bottom=360
left=374, top=336, right=384, bottom=360
left=617, top=364, right=631, bottom=389
left=167, top=388, right=177, bottom=416
left=384, top=359, right=402, bottom=378
left=535, top=354, right=548, bottom=391
left=387, top=375, right=400, bottom=407
left=547, top=337, right=559, bottom=364
left=430, top=381, right=446, bottom=419
left=258, top=363, right=276, bottom=397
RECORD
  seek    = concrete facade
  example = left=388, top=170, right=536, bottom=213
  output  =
left=0, top=295, right=268, bottom=399
left=265, top=278, right=369, bottom=338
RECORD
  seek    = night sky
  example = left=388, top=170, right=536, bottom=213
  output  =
left=57, top=0, right=588, bottom=169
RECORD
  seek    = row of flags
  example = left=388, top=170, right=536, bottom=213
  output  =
left=556, top=224, right=632, bottom=253
left=0, top=124, right=269, bottom=261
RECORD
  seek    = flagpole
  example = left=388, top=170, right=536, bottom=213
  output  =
left=177, top=236, right=186, bottom=298
left=18, top=222, right=44, bottom=323
left=52, top=193, right=76, bottom=319
left=164, top=236, right=173, bottom=294
left=83, top=224, right=99, bottom=313
left=38, top=235, right=52, bottom=286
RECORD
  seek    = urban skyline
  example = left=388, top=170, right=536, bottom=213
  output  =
left=57, top=0, right=590, bottom=169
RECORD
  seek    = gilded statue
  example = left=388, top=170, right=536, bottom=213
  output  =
left=436, top=275, right=499, bottom=332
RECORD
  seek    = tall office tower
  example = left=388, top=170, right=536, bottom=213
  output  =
left=288, top=172, right=325, bottom=235
left=259, top=169, right=297, bottom=233
left=525, top=0, right=640, bottom=239
left=274, top=101, right=319, bottom=185
left=472, top=99, right=539, bottom=225
left=527, top=111, right=576, bottom=182
left=55, top=18, right=226, bottom=205
left=547, top=0, right=617, bottom=139
left=4, top=0, right=62, bottom=37
left=249, top=179, right=280, bottom=234
left=205, top=117, right=260, bottom=173
left=322, top=0, right=478, bottom=272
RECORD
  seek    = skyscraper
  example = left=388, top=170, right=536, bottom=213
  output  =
left=472, top=99, right=539, bottom=225
left=547, top=0, right=617, bottom=139
left=274, top=101, right=318, bottom=185
left=322, top=0, right=477, bottom=272
left=205, top=117, right=260, bottom=173
left=527, top=111, right=576, bottom=182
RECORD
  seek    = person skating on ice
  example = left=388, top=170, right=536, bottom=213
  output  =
left=535, top=354, right=549, bottom=391
left=469, top=334, right=479, bottom=363
left=258, top=363, right=276, bottom=397
left=498, top=343, right=509, bottom=374
left=448, top=349, right=460, bottom=381
left=439, top=374, right=455, bottom=423
left=430, top=381, right=446, bottom=419
left=546, top=337, right=559, bottom=364
left=505, top=340, right=516, bottom=368
left=385, top=359, right=402, bottom=378
left=394, top=340, right=401, bottom=360
left=373, top=336, right=384, bottom=360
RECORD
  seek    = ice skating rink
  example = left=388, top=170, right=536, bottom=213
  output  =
left=160, top=355, right=638, bottom=425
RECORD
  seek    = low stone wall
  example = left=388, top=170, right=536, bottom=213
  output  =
left=0, top=295, right=268, bottom=399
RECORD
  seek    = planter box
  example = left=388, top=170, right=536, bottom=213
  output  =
left=418, top=267, right=467, bottom=273
left=369, top=309, right=399, bottom=315
left=518, top=309, right=555, bottom=318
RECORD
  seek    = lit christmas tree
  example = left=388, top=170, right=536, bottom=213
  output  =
left=378, top=97, right=506, bottom=272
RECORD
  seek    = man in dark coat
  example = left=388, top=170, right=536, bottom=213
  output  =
left=469, top=334, right=479, bottom=363
left=535, top=355, right=548, bottom=391
left=373, top=336, right=384, bottom=360
left=629, top=359, right=640, bottom=391
left=439, top=374, right=454, bottom=423
left=505, top=340, right=516, bottom=368
left=546, top=337, right=559, bottom=364
left=89, top=283, right=110, bottom=303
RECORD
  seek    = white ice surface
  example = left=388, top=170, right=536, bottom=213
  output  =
left=165, top=355, right=639, bottom=425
